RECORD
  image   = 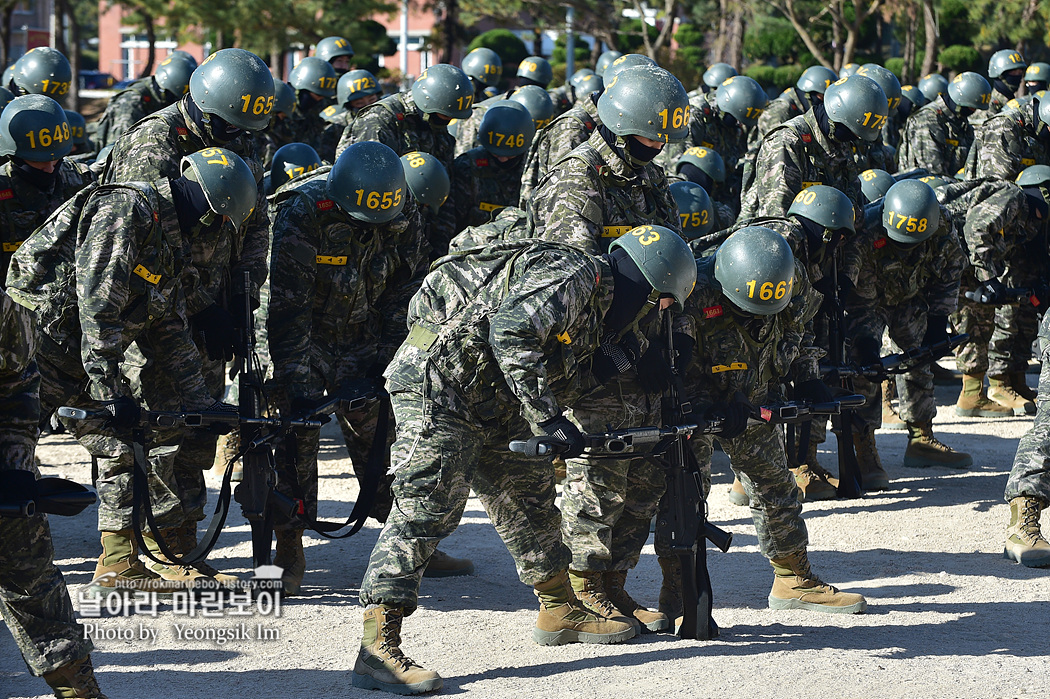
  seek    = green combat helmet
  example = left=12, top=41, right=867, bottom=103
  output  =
left=824, top=75, right=888, bottom=142
left=190, top=48, right=276, bottom=131
left=289, top=56, right=337, bottom=99
left=881, top=179, right=939, bottom=244
left=572, top=73, right=603, bottom=100
left=597, top=64, right=691, bottom=143
left=838, top=63, right=860, bottom=79
left=570, top=68, right=596, bottom=86
left=1015, top=164, right=1050, bottom=187
left=315, top=36, right=355, bottom=64
left=401, top=151, right=450, bottom=216
left=677, top=146, right=726, bottom=184
left=270, top=142, right=321, bottom=190
left=0, top=94, right=72, bottom=161
left=1025, top=62, right=1050, bottom=91
left=714, top=225, right=796, bottom=315
left=596, top=50, right=624, bottom=77
left=338, top=69, right=382, bottom=107
left=918, top=174, right=951, bottom=189
left=702, top=63, right=738, bottom=90
left=168, top=50, right=198, bottom=69
left=609, top=225, right=697, bottom=310
left=517, top=56, right=553, bottom=88
left=181, top=146, right=259, bottom=231
left=715, top=75, right=767, bottom=128
left=154, top=55, right=193, bottom=100
left=0, top=86, right=13, bottom=113
left=797, top=66, right=837, bottom=97
left=273, top=80, right=295, bottom=116
left=787, top=184, right=856, bottom=234
left=857, top=63, right=902, bottom=111
left=462, top=48, right=502, bottom=87
left=988, top=49, right=1026, bottom=79
left=859, top=168, right=895, bottom=203
left=509, top=84, right=555, bottom=131
left=12, top=47, right=71, bottom=98
left=478, top=101, right=535, bottom=157
left=63, top=109, right=89, bottom=149
left=411, top=64, right=475, bottom=119
left=947, top=72, right=992, bottom=110
left=328, top=141, right=407, bottom=224
left=918, top=73, right=949, bottom=102
left=603, top=54, right=658, bottom=86
left=670, top=181, right=715, bottom=239
left=899, top=84, right=928, bottom=111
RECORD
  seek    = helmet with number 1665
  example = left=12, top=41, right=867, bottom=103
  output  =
left=597, top=65, right=691, bottom=143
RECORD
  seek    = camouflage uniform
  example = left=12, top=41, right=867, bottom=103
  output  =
left=318, top=105, right=353, bottom=162
left=0, top=159, right=93, bottom=284
left=360, top=240, right=616, bottom=611
left=518, top=92, right=601, bottom=208
left=266, top=167, right=426, bottom=525
left=1005, top=311, right=1050, bottom=501
left=285, top=103, right=329, bottom=155
left=968, top=86, right=1014, bottom=128
left=897, top=96, right=975, bottom=176
left=740, top=110, right=865, bottom=222
left=449, top=147, right=525, bottom=234
left=100, top=97, right=269, bottom=525
left=93, top=77, right=170, bottom=149
left=256, top=115, right=298, bottom=170
left=965, top=99, right=1050, bottom=181
left=748, top=93, right=803, bottom=151
left=447, top=205, right=527, bottom=252
left=0, top=288, right=93, bottom=677
left=548, top=85, right=572, bottom=118
left=842, top=206, right=965, bottom=429
left=6, top=179, right=214, bottom=532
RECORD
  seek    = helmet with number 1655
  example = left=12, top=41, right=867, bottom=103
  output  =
left=328, top=141, right=407, bottom=224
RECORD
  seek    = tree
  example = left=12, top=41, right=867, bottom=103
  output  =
left=755, top=0, right=883, bottom=69
left=467, top=28, right=529, bottom=65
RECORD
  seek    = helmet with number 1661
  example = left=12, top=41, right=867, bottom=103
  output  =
left=714, top=226, right=796, bottom=315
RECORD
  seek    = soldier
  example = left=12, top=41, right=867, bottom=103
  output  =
left=670, top=146, right=736, bottom=227
left=858, top=168, right=893, bottom=203
left=0, top=96, right=93, bottom=282
left=660, top=226, right=867, bottom=623
left=516, top=55, right=552, bottom=90
left=898, top=72, right=990, bottom=177
left=314, top=35, right=355, bottom=75
left=670, top=180, right=717, bottom=251
left=453, top=82, right=553, bottom=157
left=1, top=288, right=108, bottom=699
left=352, top=228, right=696, bottom=693
left=266, top=142, right=427, bottom=595
left=740, top=74, right=886, bottom=221
left=100, top=48, right=275, bottom=581
left=450, top=101, right=534, bottom=233
left=595, top=50, right=623, bottom=77
left=8, top=47, right=70, bottom=98
left=918, top=73, right=949, bottom=103
left=319, top=69, right=382, bottom=161
left=508, top=84, right=554, bottom=135
left=266, top=141, right=321, bottom=195
left=853, top=64, right=901, bottom=171
left=839, top=63, right=860, bottom=79
left=693, top=62, right=738, bottom=101
left=749, top=65, right=836, bottom=148
left=401, top=150, right=450, bottom=232
left=6, top=147, right=256, bottom=591
left=462, top=47, right=502, bottom=101
left=844, top=180, right=970, bottom=471
left=94, top=54, right=193, bottom=148
left=286, top=56, right=338, bottom=153
left=972, top=49, right=1026, bottom=126
left=256, top=80, right=297, bottom=168
left=965, top=90, right=1050, bottom=181
left=64, top=110, right=92, bottom=156
left=1024, top=62, right=1050, bottom=95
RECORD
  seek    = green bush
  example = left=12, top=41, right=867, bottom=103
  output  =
left=614, top=19, right=659, bottom=54
left=467, top=29, right=528, bottom=66
left=886, top=57, right=905, bottom=79
left=745, top=64, right=776, bottom=88
left=773, top=64, right=805, bottom=89
left=939, top=45, right=980, bottom=73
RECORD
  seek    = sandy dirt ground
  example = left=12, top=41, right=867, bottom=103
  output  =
left=3, top=375, right=1049, bottom=699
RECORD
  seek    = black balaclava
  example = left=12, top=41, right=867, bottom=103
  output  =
left=598, top=125, right=660, bottom=168
left=494, top=155, right=524, bottom=170
left=170, top=175, right=212, bottom=235
left=298, top=89, right=323, bottom=113
left=11, top=157, right=62, bottom=192
left=602, top=247, right=655, bottom=335
left=797, top=215, right=842, bottom=265
left=1023, top=186, right=1049, bottom=221
left=721, top=112, right=738, bottom=128
left=814, top=102, right=857, bottom=143
left=943, top=92, right=975, bottom=119
left=997, top=74, right=1023, bottom=94
left=678, top=162, right=714, bottom=193
left=185, top=94, right=242, bottom=143
left=517, top=77, right=543, bottom=89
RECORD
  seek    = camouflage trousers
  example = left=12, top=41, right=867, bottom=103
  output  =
left=0, top=361, right=40, bottom=473
left=38, top=338, right=185, bottom=532
left=359, top=391, right=569, bottom=613
left=655, top=421, right=807, bottom=560
left=561, top=377, right=663, bottom=572
left=1006, top=313, right=1050, bottom=503
left=952, top=269, right=995, bottom=375
left=989, top=257, right=1040, bottom=375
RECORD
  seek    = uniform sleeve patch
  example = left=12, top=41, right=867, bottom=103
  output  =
left=874, top=237, right=888, bottom=249
left=0, top=189, right=13, bottom=201
left=475, top=158, right=489, bottom=167
left=703, top=305, right=723, bottom=319
left=317, top=199, right=336, bottom=211
left=801, top=133, right=813, bottom=143
left=175, top=127, right=188, bottom=136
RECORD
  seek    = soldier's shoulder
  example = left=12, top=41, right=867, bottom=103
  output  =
left=356, top=93, right=406, bottom=122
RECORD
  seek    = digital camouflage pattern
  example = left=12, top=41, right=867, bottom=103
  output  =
left=1005, top=310, right=1050, bottom=502
left=318, top=106, right=353, bottom=162
left=965, top=99, right=1050, bottom=180
left=852, top=137, right=894, bottom=172
left=284, top=103, right=330, bottom=156
left=548, top=85, right=572, bottom=118
left=93, top=77, right=171, bottom=149
left=449, top=146, right=526, bottom=234
left=897, top=95, right=975, bottom=176
left=518, top=92, right=601, bottom=208
left=447, top=205, right=528, bottom=252
left=748, top=92, right=803, bottom=151
left=968, top=86, right=1014, bottom=128
left=360, top=240, right=617, bottom=610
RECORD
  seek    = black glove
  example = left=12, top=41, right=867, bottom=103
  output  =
left=974, top=278, right=1008, bottom=304
left=191, top=304, right=238, bottom=362
left=714, top=392, right=755, bottom=441
left=671, top=332, right=694, bottom=369
left=539, top=414, right=586, bottom=459
left=637, top=345, right=675, bottom=394
left=922, top=314, right=950, bottom=353
left=105, top=395, right=141, bottom=429
left=291, top=397, right=332, bottom=425
left=794, top=378, right=834, bottom=405
left=591, top=339, right=639, bottom=384
left=853, top=335, right=882, bottom=367
left=230, top=293, right=260, bottom=329
left=203, top=400, right=239, bottom=434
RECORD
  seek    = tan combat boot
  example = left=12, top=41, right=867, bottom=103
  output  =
left=903, top=422, right=973, bottom=469
left=351, top=606, right=443, bottom=694
left=568, top=570, right=639, bottom=632
left=728, top=477, right=749, bottom=506
left=657, top=556, right=683, bottom=630
left=422, top=548, right=474, bottom=578
left=141, top=527, right=214, bottom=585
left=604, top=570, right=670, bottom=633
left=274, top=528, right=306, bottom=595
left=43, top=655, right=108, bottom=699
left=768, top=549, right=867, bottom=614
left=1004, top=496, right=1050, bottom=568
left=178, top=521, right=239, bottom=586
left=1009, top=371, right=1038, bottom=402
left=853, top=428, right=890, bottom=491
left=956, top=373, right=1014, bottom=418
left=533, top=570, right=636, bottom=645
left=881, top=380, right=906, bottom=430
left=790, top=440, right=838, bottom=501
left=92, top=530, right=185, bottom=593
left=988, top=374, right=1036, bottom=416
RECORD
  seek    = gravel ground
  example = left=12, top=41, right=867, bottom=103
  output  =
left=3, top=375, right=1049, bottom=699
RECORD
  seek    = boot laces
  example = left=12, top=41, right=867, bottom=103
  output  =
left=581, top=576, right=620, bottom=616
left=921, top=432, right=953, bottom=452
left=1019, top=500, right=1047, bottom=543
left=378, top=611, right=419, bottom=672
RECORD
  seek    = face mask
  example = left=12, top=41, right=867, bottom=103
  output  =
left=170, top=175, right=213, bottom=235
left=12, top=157, right=61, bottom=191
left=721, top=112, right=738, bottom=128
left=186, top=94, right=243, bottom=142
left=625, top=136, right=662, bottom=165
left=677, top=162, right=713, bottom=192
left=494, top=155, right=523, bottom=170
left=602, top=247, right=658, bottom=336
left=832, top=121, right=858, bottom=143
left=1000, top=74, right=1023, bottom=91
left=422, top=111, right=450, bottom=132
left=298, top=90, right=322, bottom=112
left=1024, top=186, right=1049, bottom=220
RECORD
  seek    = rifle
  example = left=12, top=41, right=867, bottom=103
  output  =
left=822, top=333, right=970, bottom=380
left=964, top=286, right=1043, bottom=307
left=0, top=469, right=97, bottom=518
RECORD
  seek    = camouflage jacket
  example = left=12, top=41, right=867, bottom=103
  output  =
left=385, top=239, right=614, bottom=426
left=0, top=160, right=94, bottom=284
left=285, top=102, right=330, bottom=156
left=968, top=86, right=1015, bottom=128
left=656, top=92, right=749, bottom=196
left=676, top=254, right=819, bottom=405
left=0, top=286, right=36, bottom=391
left=527, top=128, right=681, bottom=256
left=320, top=106, right=354, bottom=161
left=5, top=180, right=210, bottom=406
left=548, top=85, right=572, bottom=118
left=897, top=96, right=974, bottom=177
left=256, top=115, right=299, bottom=169
left=740, top=109, right=864, bottom=223
left=748, top=93, right=803, bottom=151
left=450, top=147, right=526, bottom=234
left=519, top=92, right=601, bottom=207
left=448, top=205, right=529, bottom=252
left=101, top=98, right=270, bottom=316
left=948, top=179, right=1044, bottom=283
left=267, top=168, right=426, bottom=399
left=965, top=99, right=1050, bottom=181
left=94, top=77, right=170, bottom=149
